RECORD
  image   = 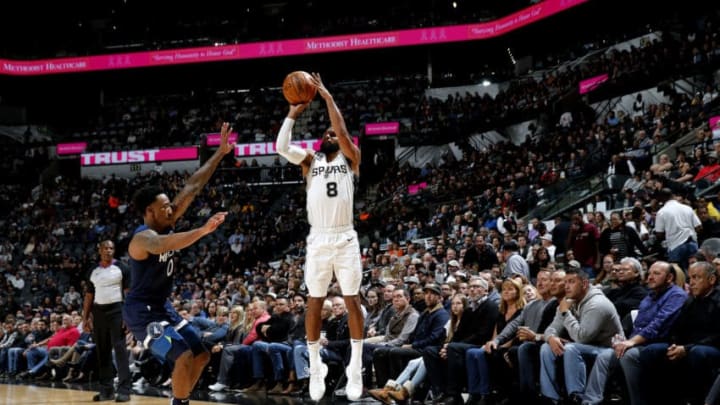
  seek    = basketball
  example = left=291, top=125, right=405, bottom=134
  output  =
left=282, top=71, right=317, bottom=105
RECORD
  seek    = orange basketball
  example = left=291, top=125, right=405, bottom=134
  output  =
left=282, top=71, right=317, bottom=104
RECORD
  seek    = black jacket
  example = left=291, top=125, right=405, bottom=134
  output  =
left=257, top=311, right=295, bottom=343
left=288, top=310, right=306, bottom=342
left=669, top=288, right=720, bottom=349
left=454, top=297, right=499, bottom=345
left=325, top=313, right=350, bottom=354
left=604, top=282, right=648, bottom=320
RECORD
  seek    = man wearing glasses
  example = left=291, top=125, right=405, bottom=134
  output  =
left=604, top=257, right=648, bottom=320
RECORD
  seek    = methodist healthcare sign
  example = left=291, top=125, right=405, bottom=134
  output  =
left=80, top=146, right=198, bottom=166
left=0, top=0, right=587, bottom=76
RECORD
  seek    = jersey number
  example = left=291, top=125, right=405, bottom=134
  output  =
left=326, top=182, right=338, bottom=197
left=166, top=260, right=174, bottom=277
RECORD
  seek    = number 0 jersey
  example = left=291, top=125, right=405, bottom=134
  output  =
left=306, top=152, right=355, bottom=229
left=125, top=224, right=177, bottom=305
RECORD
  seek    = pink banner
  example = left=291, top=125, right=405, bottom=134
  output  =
left=56, top=142, right=87, bottom=155
left=710, top=116, right=720, bottom=130
left=205, top=132, right=239, bottom=146
left=235, top=137, right=359, bottom=157
left=81, top=146, right=198, bottom=166
left=408, top=182, right=428, bottom=195
left=579, top=73, right=609, bottom=94
left=0, top=0, right=586, bottom=76
left=365, top=122, right=399, bottom=136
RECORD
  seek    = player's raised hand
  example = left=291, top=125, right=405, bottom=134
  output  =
left=218, top=122, right=235, bottom=155
left=310, top=73, right=330, bottom=100
left=288, top=102, right=309, bottom=119
left=203, top=212, right=228, bottom=234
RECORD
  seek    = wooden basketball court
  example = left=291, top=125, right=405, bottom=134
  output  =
left=0, top=382, right=333, bottom=404
left=0, top=384, right=209, bottom=404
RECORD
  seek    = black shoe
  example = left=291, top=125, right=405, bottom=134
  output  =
left=241, top=380, right=265, bottom=393
left=115, top=393, right=131, bottom=402
left=432, top=393, right=448, bottom=404
left=441, top=396, right=464, bottom=405
left=70, top=371, right=86, bottom=382
left=34, top=371, right=50, bottom=381
left=467, top=395, right=491, bottom=405
left=538, top=397, right=558, bottom=405
left=566, top=393, right=583, bottom=405
left=93, top=392, right=115, bottom=401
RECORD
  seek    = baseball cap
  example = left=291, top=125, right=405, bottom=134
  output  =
left=404, top=276, right=420, bottom=284
left=540, top=234, right=553, bottom=242
left=423, top=283, right=442, bottom=296
left=448, top=260, right=460, bottom=268
left=475, top=278, right=489, bottom=291
left=568, top=260, right=582, bottom=270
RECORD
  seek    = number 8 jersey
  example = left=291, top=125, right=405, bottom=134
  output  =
left=306, top=152, right=355, bottom=229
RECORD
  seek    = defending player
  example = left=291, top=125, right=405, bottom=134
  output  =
left=122, top=123, right=233, bottom=405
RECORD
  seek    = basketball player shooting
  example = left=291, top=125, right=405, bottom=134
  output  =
left=276, top=72, right=365, bottom=401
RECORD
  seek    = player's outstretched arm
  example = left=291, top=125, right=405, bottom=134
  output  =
left=172, top=122, right=235, bottom=221
left=277, top=103, right=313, bottom=172
left=311, top=73, right=360, bottom=174
left=129, top=212, right=227, bottom=260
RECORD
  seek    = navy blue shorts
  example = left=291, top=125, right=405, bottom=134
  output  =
left=123, top=299, right=205, bottom=360
left=123, top=299, right=182, bottom=341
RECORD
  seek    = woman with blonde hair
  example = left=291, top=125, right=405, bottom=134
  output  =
left=227, top=306, right=246, bottom=339
left=206, top=305, right=248, bottom=387
left=242, top=301, right=257, bottom=337
left=671, top=263, right=688, bottom=292
left=498, top=278, right=527, bottom=327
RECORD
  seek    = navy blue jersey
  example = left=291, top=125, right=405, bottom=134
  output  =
left=125, top=224, right=177, bottom=305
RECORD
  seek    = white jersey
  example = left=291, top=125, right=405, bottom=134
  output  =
left=306, top=152, right=355, bottom=229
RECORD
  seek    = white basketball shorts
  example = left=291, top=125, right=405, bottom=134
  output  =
left=305, top=226, right=362, bottom=297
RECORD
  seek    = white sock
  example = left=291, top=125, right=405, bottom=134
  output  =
left=350, top=338, right=363, bottom=369
left=307, top=340, right=320, bottom=368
